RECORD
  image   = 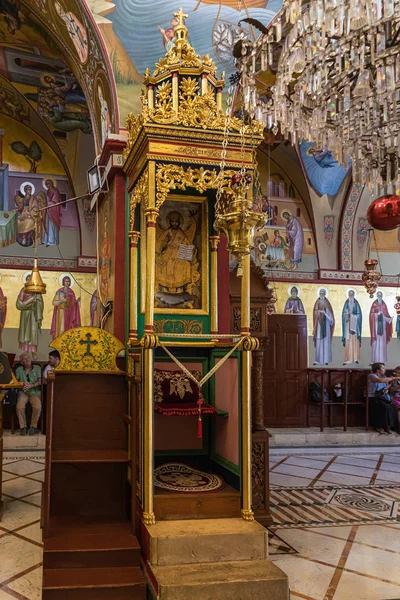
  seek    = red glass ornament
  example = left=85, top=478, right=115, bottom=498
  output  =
left=367, top=194, right=400, bottom=231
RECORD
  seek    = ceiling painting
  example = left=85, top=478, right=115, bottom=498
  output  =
left=0, top=0, right=118, bottom=150
left=87, top=0, right=282, bottom=126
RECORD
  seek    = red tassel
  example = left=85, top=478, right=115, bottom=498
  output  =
left=197, top=399, right=203, bottom=438
left=197, top=415, right=203, bottom=439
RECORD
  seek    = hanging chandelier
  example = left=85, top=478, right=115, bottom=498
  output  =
left=240, top=0, right=400, bottom=189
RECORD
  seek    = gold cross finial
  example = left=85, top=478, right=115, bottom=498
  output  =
left=174, top=7, right=188, bottom=27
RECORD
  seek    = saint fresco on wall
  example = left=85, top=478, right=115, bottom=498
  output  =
left=342, top=288, right=362, bottom=365
left=369, top=290, right=393, bottom=364
left=312, top=287, right=335, bottom=366
left=284, top=286, right=305, bottom=314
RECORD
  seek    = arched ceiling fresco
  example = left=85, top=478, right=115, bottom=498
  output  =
left=0, top=0, right=117, bottom=153
left=87, top=0, right=282, bottom=126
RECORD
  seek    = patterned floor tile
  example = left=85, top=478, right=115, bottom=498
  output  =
left=2, top=477, right=42, bottom=499
left=333, top=571, right=400, bottom=600
left=17, top=522, right=42, bottom=545
left=0, top=534, right=42, bottom=583
left=6, top=565, right=42, bottom=600
left=3, top=460, right=44, bottom=477
left=0, top=498, right=41, bottom=531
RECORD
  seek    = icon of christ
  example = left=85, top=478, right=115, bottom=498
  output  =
left=155, top=208, right=201, bottom=309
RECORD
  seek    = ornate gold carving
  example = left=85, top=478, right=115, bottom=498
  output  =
left=50, top=327, right=124, bottom=373
left=209, top=235, right=220, bottom=251
left=241, top=509, right=255, bottom=522
left=154, top=41, right=216, bottom=77
left=155, top=163, right=235, bottom=208
left=154, top=319, right=204, bottom=335
left=153, top=81, right=175, bottom=122
left=233, top=307, right=262, bottom=334
left=130, top=168, right=149, bottom=229
left=176, top=146, right=223, bottom=159
left=241, top=336, right=260, bottom=352
left=141, top=333, right=158, bottom=349
left=124, top=113, right=144, bottom=160
left=122, top=11, right=263, bottom=161
left=143, top=512, right=156, bottom=526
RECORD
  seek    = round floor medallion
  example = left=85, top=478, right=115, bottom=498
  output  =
left=333, top=492, right=391, bottom=513
left=154, top=463, right=224, bottom=493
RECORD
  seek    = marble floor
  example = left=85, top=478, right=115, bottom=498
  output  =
left=0, top=451, right=44, bottom=600
left=269, top=447, right=400, bottom=600
left=1, top=447, right=400, bottom=599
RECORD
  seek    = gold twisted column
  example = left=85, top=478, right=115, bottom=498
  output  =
left=209, top=236, right=220, bottom=336
left=241, top=252, right=254, bottom=521
left=129, top=231, right=140, bottom=344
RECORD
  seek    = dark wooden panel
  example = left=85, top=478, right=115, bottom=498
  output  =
left=50, top=463, right=128, bottom=520
left=263, top=314, right=308, bottom=427
left=154, top=485, right=240, bottom=520
left=262, top=379, right=278, bottom=420
left=52, top=374, right=128, bottom=452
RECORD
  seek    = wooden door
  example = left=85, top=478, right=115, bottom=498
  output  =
left=263, top=314, right=308, bottom=427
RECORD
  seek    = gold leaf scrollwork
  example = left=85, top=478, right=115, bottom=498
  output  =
left=124, top=113, right=144, bottom=160
left=153, top=42, right=211, bottom=77
left=130, top=167, right=149, bottom=230
left=153, top=81, right=176, bottom=121
left=155, top=164, right=236, bottom=208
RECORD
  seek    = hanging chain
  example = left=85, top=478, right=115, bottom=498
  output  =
left=215, top=81, right=236, bottom=220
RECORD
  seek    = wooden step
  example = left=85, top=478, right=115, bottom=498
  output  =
left=42, top=566, right=146, bottom=600
left=44, top=521, right=141, bottom=569
left=154, top=484, right=241, bottom=521
left=51, top=450, right=129, bottom=463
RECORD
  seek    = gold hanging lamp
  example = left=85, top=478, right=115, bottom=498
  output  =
left=25, top=212, right=46, bottom=294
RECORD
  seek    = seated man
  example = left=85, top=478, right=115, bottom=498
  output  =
left=43, top=350, right=60, bottom=382
left=15, top=352, right=42, bottom=436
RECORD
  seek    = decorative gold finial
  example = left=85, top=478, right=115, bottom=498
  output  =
left=173, top=7, right=189, bottom=48
left=174, top=7, right=188, bottom=27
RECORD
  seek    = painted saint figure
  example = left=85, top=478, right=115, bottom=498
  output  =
left=100, top=212, right=111, bottom=300
left=342, top=290, right=362, bottom=364
left=267, top=229, right=287, bottom=261
left=14, top=184, right=46, bottom=247
left=98, top=84, right=111, bottom=146
left=90, top=289, right=100, bottom=327
left=283, top=211, right=303, bottom=269
left=370, top=291, right=392, bottom=364
left=16, top=274, right=44, bottom=358
left=42, top=179, right=62, bottom=246
left=313, top=288, right=335, bottom=365
left=284, top=287, right=305, bottom=314
left=155, top=209, right=200, bottom=306
left=50, top=276, right=81, bottom=340
left=54, top=2, right=88, bottom=64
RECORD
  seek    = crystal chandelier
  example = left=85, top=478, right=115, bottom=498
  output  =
left=240, top=0, right=400, bottom=189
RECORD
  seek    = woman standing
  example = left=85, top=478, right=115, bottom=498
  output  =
left=368, top=363, right=397, bottom=434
